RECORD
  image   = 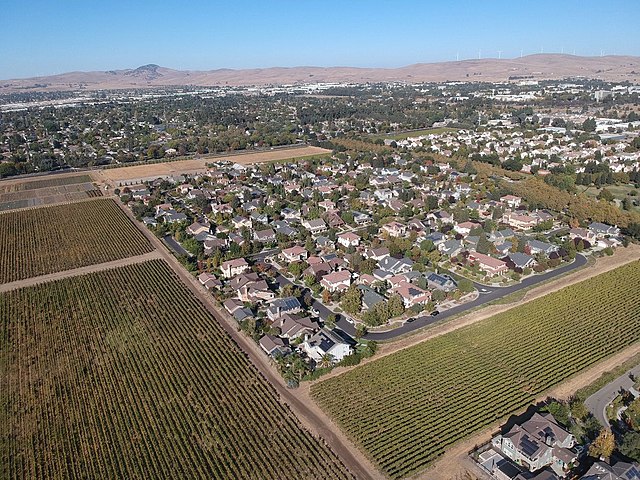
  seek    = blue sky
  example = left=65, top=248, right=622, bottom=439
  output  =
left=1, top=0, right=639, bottom=79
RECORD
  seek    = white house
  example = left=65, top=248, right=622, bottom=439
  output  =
left=302, top=328, right=353, bottom=364
left=337, top=232, right=361, bottom=248
left=320, top=270, right=352, bottom=292
left=220, top=258, right=250, bottom=278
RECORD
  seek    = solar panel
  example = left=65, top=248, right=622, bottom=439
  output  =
left=520, top=435, right=540, bottom=457
left=626, top=466, right=640, bottom=479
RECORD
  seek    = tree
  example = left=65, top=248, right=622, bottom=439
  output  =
left=387, top=294, right=405, bottom=318
left=325, top=313, right=336, bottom=329
left=589, top=428, right=615, bottom=460
left=457, top=278, right=474, bottom=294
left=476, top=232, right=493, bottom=255
left=582, top=117, right=597, bottom=132
left=620, top=431, right=640, bottom=462
left=340, top=285, right=362, bottom=315
left=319, top=353, right=335, bottom=368
left=431, top=289, right=447, bottom=303
left=598, top=188, right=615, bottom=202
left=355, top=324, right=368, bottom=339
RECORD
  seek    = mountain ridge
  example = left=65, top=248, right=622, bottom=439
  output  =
left=2, top=54, right=639, bottom=92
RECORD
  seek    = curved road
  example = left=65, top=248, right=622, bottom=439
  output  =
left=273, top=254, right=588, bottom=341
left=585, top=364, right=640, bottom=428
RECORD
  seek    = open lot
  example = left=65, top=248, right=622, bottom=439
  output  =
left=0, top=198, right=152, bottom=284
left=311, top=260, right=640, bottom=479
left=372, top=127, right=459, bottom=141
left=99, top=146, right=331, bottom=184
left=1, top=259, right=353, bottom=480
left=0, top=174, right=101, bottom=210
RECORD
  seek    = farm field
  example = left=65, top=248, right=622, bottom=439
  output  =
left=311, top=260, right=640, bottom=479
left=0, top=174, right=101, bottom=210
left=372, top=127, right=458, bottom=141
left=0, top=198, right=152, bottom=283
left=0, top=259, right=353, bottom=480
left=99, top=145, right=331, bottom=184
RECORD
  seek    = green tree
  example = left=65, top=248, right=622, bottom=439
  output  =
left=457, top=278, right=474, bottom=294
left=340, top=285, right=362, bottom=315
left=582, top=117, right=597, bottom=132
left=598, top=188, right=614, bottom=202
left=620, top=431, right=640, bottom=462
left=387, top=294, right=405, bottom=318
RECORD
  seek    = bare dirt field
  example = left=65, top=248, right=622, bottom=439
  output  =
left=0, top=173, right=101, bottom=210
left=98, top=146, right=331, bottom=184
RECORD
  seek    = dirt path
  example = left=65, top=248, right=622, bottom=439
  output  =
left=422, top=341, right=640, bottom=480
left=114, top=200, right=382, bottom=480
left=307, top=245, right=640, bottom=386
left=0, top=250, right=162, bottom=293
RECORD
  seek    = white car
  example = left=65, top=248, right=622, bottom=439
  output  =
left=310, top=308, right=320, bottom=316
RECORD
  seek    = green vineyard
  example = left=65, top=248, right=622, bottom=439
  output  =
left=1, top=260, right=353, bottom=479
left=0, top=198, right=152, bottom=284
left=311, top=260, right=640, bottom=479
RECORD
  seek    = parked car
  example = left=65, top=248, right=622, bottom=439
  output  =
left=406, top=317, right=416, bottom=323
left=430, top=310, right=440, bottom=317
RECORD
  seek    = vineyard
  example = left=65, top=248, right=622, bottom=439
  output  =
left=0, top=198, right=152, bottom=283
left=1, top=260, right=353, bottom=479
left=312, top=260, right=640, bottom=479
left=0, top=174, right=94, bottom=193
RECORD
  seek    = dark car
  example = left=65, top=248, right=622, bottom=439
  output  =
left=406, top=317, right=416, bottom=323
left=430, top=310, right=440, bottom=317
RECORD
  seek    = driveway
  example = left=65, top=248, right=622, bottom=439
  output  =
left=585, top=364, right=640, bottom=428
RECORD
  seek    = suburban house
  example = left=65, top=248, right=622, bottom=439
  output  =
left=357, top=285, right=386, bottom=310
left=439, top=239, right=464, bottom=257
left=503, top=211, right=539, bottom=230
left=302, top=218, right=328, bottom=234
left=259, top=335, right=291, bottom=357
left=427, top=272, right=458, bottom=292
left=588, top=222, right=620, bottom=237
left=500, top=194, right=522, bottom=208
left=275, top=314, right=319, bottom=340
left=186, top=221, right=210, bottom=237
left=454, top=221, right=481, bottom=236
left=281, top=245, right=308, bottom=263
left=337, top=232, right=361, bottom=248
left=198, top=272, right=222, bottom=290
left=232, top=216, right=252, bottom=229
left=390, top=281, right=431, bottom=308
left=320, top=270, right=352, bottom=292
left=468, top=252, right=509, bottom=277
left=504, top=252, right=537, bottom=271
left=492, top=412, right=576, bottom=475
left=378, top=256, right=414, bottom=275
left=526, top=240, right=559, bottom=256
left=266, top=297, right=302, bottom=321
left=582, top=460, right=640, bottom=480
left=253, top=228, right=276, bottom=243
left=568, top=227, right=597, bottom=244
left=230, top=273, right=274, bottom=303
left=301, top=328, right=353, bottom=364
left=382, top=221, right=407, bottom=238
left=220, top=258, right=250, bottom=278
left=364, top=247, right=390, bottom=261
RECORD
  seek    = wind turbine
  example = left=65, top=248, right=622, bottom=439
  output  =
left=478, top=49, right=482, bottom=59
left=498, top=50, right=502, bottom=59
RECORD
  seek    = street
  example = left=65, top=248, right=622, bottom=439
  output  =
left=585, top=364, right=640, bottom=428
left=270, top=253, right=587, bottom=341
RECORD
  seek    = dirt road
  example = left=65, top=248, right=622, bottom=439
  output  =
left=0, top=250, right=162, bottom=293
left=421, top=342, right=640, bottom=480
left=114, top=200, right=382, bottom=480
left=307, top=245, right=640, bottom=386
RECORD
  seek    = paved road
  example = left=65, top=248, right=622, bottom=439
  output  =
left=162, top=234, right=192, bottom=257
left=585, top=364, right=640, bottom=428
left=363, top=254, right=587, bottom=341
left=274, top=254, right=587, bottom=341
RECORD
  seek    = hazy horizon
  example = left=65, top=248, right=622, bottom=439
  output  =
left=1, top=0, right=639, bottom=79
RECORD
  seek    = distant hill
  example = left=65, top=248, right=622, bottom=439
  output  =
left=2, top=54, right=639, bottom=93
